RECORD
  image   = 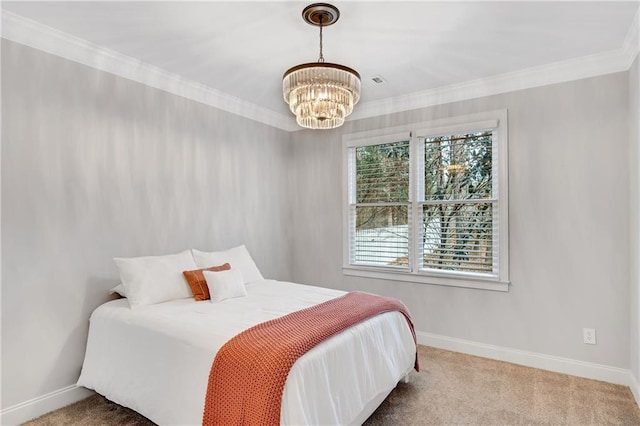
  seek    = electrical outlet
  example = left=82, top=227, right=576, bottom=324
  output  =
left=583, top=328, right=597, bottom=345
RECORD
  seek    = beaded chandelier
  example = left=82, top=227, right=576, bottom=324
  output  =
left=283, top=3, right=361, bottom=130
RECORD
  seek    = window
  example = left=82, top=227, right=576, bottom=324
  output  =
left=352, top=140, right=411, bottom=268
left=343, top=111, right=509, bottom=291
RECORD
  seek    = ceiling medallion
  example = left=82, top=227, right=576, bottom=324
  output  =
left=282, top=3, right=361, bottom=130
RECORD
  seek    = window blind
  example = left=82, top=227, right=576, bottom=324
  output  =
left=350, top=140, right=411, bottom=268
left=419, top=130, right=496, bottom=276
left=343, top=111, right=508, bottom=289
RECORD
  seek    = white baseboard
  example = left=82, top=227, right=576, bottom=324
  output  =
left=630, top=372, right=640, bottom=408
left=0, top=385, right=93, bottom=426
left=416, top=331, right=631, bottom=386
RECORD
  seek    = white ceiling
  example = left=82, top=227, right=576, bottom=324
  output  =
left=2, top=1, right=638, bottom=125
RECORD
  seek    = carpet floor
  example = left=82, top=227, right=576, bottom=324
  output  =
left=23, top=345, right=640, bottom=425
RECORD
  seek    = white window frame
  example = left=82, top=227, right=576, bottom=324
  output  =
left=342, top=110, right=509, bottom=292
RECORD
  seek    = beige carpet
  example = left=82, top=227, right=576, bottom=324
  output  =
left=23, top=345, right=640, bottom=425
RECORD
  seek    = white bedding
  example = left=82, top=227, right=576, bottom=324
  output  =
left=77, top=280, right=416, bottom=425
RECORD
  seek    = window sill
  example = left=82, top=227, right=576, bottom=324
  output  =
left=342, top=266, right=510, bottom=292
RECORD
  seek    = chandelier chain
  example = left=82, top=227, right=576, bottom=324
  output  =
left=318, top=15, right=325, bottom=63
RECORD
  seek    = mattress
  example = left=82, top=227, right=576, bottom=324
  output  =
left=77, top=280, right=416, bottom=425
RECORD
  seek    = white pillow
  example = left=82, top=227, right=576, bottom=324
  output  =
left=109, top=284, right=127, bottom=297
left=114, top=250, right=197, bottom=308
left=192, top=245, right=263, bottom=284
left=204, top=269, right=247, bottom=303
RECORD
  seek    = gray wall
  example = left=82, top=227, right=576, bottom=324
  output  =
left=1, top=40, right=294, bottom=408
left=290, top=72, right=630, bottom=368
left=630, top=55, right=640, bottom=385
left=1, top=36, right=635, bottom=412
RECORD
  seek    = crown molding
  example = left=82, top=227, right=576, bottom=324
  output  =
left=350, top=38, right=639, bottom=122
left=1, top=11, right=299, bottom=132
left=2, top=9, right=638, bottom=133
left=350, top=7, right=639, bottom=122
left=623, top=7, right=640, bottom=69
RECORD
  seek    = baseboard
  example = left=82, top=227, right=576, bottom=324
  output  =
left=416, top=331, right=630, bottom=386
left=630, top=372, right=640, bottom=408
left=0, top=385, right=93, bottom=426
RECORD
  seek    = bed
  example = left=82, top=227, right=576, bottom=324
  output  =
left=77, top=248, right=417, bottom=425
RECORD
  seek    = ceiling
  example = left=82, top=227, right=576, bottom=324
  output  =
left=2, top=1, right=638, bottom=127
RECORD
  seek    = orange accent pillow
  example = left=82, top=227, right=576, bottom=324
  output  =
left=183, top=263, right=231, bottom=301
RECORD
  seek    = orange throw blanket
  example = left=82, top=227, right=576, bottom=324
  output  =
left=202, top=291, right=418, bottom=426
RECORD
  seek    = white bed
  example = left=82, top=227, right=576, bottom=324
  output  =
left=77, top=279, right=417, bottom=425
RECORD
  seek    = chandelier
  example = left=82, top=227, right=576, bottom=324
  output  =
left=283, top=3, right=361, bottom=130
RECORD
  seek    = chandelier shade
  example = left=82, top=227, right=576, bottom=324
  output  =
left=283, top=3, right=361, bottom=130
